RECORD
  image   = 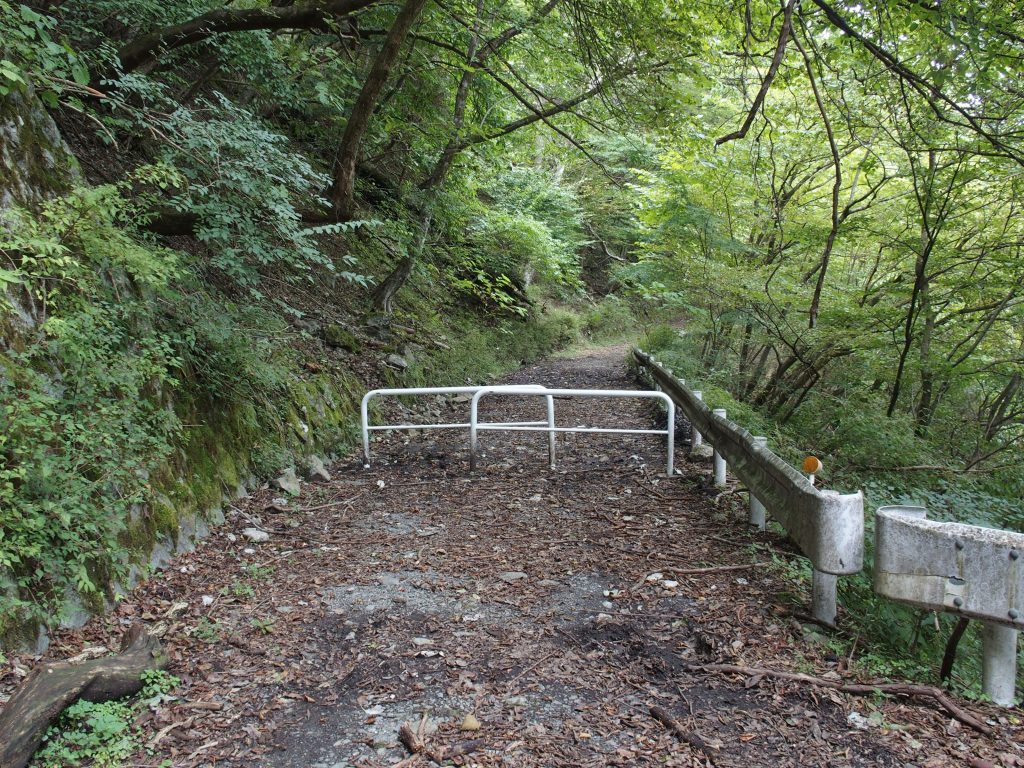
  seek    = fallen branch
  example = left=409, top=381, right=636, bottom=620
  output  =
left=0, top=624, right=169, bottom=768
left=692, top=662, right=992, bottom=735
left=673, top=563, right=766, bottom=576
left=398, top=721, right=426, bottom=755
left=650, top=706, right=716, bottom=761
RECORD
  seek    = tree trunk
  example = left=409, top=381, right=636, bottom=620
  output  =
left=0, top=625, right=168, bottom=768
left=372, top=254, right=416, bottom=314
left=888, top=150, right=941, bottom=418
left=914, top=287, right=936, bottom=434
left=331, top=0, right=430, bottom=219
left=373, top=212, right=430, bottom=313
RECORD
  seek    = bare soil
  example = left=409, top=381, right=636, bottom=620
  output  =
left=4, top=347, right=1021, bottom=767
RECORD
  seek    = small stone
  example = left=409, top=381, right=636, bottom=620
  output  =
left=243, top=547, right=256, bottom=555
left=461, top=713, right=481, bottom=731
left=662, top=579, right=679, bottom=589
left=504, top=695, right=529, bottom=708
left=538, top=579, right=559, bottom=587
left=201, top=595, right=215, bottom=607
left=412, top=637, right=433, bottom=646
left=305, top=455, right=332, bottom=483
left=226, top=533, right=236, bottom=543
left=500, top=571, right=528, bottom=583
left=602, top=601, right=615, bottom=610
left=242, top=528, right=270, bottom=543
left=645, top=572, right=663, bottom=583
left=271, top=467, right=301, bottom=496
left=385, top=354, right=408, bottom=370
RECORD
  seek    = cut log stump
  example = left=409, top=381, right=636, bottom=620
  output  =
left=0, top=624, right=168, bottom=768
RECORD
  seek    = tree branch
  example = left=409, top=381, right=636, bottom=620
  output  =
left=715, top=0, right=796, bottom=147
left=116, top=0, right=379, bottom=73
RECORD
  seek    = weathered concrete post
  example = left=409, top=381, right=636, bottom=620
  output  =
left=691, top=391, right=704, bottom=450
left=982, top=622, right=1019, bottom=706
left=811, top=571, right=838, bottom=626
left=804, top=456, right=836, bottom=625
left=712, top=408, right=727, bottom=486
left=749, top=436, right=768, bottom=529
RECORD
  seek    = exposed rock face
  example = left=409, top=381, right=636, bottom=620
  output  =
left=323, top=324, right=361, bottom=352
left=0, top=79, right=79, bottom=215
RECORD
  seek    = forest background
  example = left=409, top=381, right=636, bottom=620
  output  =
left=0, top=0, right=1022, bottom=699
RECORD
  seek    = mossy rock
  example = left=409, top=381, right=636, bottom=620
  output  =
left=323, top=324, right=361, bottom=352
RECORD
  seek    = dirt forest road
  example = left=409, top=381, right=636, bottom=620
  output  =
left=22, top=347, right=1018, bottom=767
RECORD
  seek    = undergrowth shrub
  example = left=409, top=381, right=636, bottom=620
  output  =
left=509, top=307, right=581, bottom=360
left=33, top=668, right=180, bottom=767
left=1, top=186, right=183, bottom=629
left=583, top=295, right=637, bottom=342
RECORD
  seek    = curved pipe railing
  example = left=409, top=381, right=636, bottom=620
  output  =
left=469, top=385, right=675, bottom=476
left=361, top=384, right=550, bottom=466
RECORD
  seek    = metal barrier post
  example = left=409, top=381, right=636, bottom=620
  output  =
left=749, top=436, right=768, bottom=529
left=691, top=391, right=703, bottom=450
left=666, top=398, right=676, bottom=475
left=712, top=408, right=727, bottom=486
left=470, top=406, right=479, bottom=471
left=546, top=394, right=556, bottom=469
left=982, top=622, right=1019, bottom=706
left=361, top=396, right=372, bottom=466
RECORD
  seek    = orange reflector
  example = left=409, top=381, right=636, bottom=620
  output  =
left=803, top=456, right=823, bottom=474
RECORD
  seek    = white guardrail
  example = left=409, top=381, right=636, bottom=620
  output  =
left=469, top=386, right=674, bottom=475
left=360, top=385, right=553, bottom=466
left=634, top=348, right=1021, bottom=706
left=875, top=506, right=1022, bottom=706
left=361, top=384, right=675, bottom=475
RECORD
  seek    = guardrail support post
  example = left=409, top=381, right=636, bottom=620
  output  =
left=749, top=436, right=768, bottom=529
left=691, top=391, right=703, bottom=450
left=982, top=622, right=1019, bottom=706
left=712, top=408, right=727, bottom=486
left=812, top=570, right=837, bottom=626
left=546, top=394, right=556, bottom=469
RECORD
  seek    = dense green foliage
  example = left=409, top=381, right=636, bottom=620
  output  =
left=1, top=0, right=656, bottom=638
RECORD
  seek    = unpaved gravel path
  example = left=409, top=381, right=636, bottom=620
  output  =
left=9, top=347, right=1018, bottom=767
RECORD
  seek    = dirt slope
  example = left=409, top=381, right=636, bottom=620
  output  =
left=6, top=347, right=1018, bottom=767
